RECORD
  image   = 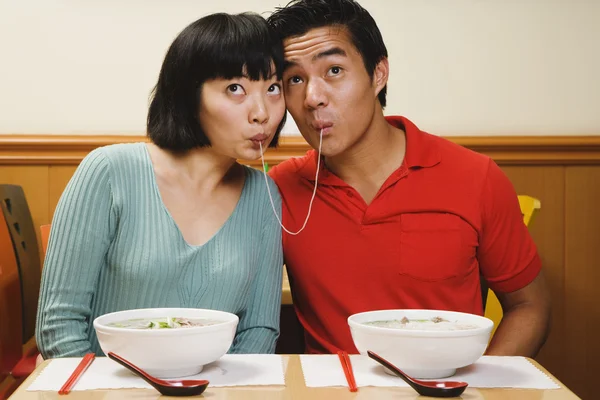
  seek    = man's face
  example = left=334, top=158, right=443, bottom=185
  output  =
left=282, top=26, right=387, bottom=157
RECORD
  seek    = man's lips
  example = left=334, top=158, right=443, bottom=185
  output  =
left=311, top=120, right=333, bottom=131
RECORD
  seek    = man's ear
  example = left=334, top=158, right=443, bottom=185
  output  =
left=373, top=57, right=389, bottom=98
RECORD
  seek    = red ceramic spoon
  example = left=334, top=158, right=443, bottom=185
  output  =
left=107, top=352, right=209, bottom=397
left=367, top=350, right=468, bottom=398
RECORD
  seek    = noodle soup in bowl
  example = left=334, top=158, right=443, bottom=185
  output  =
left=94, top=308, right=238, bottom=378
left=348, top=309, right=493, bottom=379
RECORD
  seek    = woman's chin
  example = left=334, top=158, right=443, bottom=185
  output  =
left=235, top=149, right=265, bottom=162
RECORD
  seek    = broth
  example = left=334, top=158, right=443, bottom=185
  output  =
left=107, top=317, right=222, bottom=329
left=364, top=316, right=479, bottom=331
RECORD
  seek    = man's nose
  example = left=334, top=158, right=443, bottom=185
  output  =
left=304, top=79, right=328, bottom=110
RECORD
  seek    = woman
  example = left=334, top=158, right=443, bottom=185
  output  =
left=36, top=12, right=286, bottom=358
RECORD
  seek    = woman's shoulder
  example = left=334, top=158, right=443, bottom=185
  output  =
left=81, top=142, right=150, bottom=177
left=75, top=143, right=151, bottom=192
left=241, top=165, right=281, bottom=225
left=243, top=165, right=279, bottom=196
left=91, top=142, right=148, bottom=165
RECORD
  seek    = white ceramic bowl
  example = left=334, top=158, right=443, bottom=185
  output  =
left=348, top=309, right=493, bottom=379
left=94, top=308, right=238, bottom=378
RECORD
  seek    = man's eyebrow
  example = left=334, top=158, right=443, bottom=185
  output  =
left=283, top=47, right=348, bottom=71
left=312, top=47, right=347, bottom=61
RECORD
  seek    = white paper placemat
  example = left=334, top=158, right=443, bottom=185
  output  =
left=27, top=355, right=285, bottom=391
left=300, top=355, right=560, bottom=389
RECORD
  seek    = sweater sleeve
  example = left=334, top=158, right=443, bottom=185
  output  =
left=35, top=148, right=117, bottom=358
left=229, top=176, right=283, bottom=354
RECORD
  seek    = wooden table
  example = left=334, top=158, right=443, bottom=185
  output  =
left=281, top=268, right=292, bottom=305
left=9, top=355, right=580, bottom=399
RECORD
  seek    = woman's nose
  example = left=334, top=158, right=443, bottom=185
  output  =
left=249, top=97, right=269, bottom=124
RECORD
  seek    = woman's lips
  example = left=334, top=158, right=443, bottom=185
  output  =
left=250, top=134, right=268, bottom=149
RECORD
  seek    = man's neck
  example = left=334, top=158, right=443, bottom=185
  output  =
left=324, top=116, right=406, bottom=204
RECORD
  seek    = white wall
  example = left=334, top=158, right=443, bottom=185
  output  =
left=0, top=0, right=598, bottom=136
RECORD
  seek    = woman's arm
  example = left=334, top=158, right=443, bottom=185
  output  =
left=229, top=177, right=283, bottom=354
left=35, top=148, right=117, bottom=358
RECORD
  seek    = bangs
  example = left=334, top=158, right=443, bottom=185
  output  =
left=191, top=13, right=284, bottom=82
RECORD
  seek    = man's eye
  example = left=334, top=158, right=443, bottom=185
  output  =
left=287, top=76, right=303, bottom=85
left=328, top=66, right=342, bottom=76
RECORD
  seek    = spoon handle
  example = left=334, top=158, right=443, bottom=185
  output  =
left=367, top=351, right=421, bottom=390
left=107, top=352, right=165, bottom=389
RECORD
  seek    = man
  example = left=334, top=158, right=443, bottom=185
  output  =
left=267, top=0, right=551, bottom=356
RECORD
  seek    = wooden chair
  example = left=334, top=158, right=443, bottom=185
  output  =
left=0, top=210, right=23, bottom=384
left=483, top=195, right=541, bottom=337
left=0, top=185, right=42, bottom=345
left=0, top=208, right=33, bottom=398
left=0, top=185, right=41, bottom=385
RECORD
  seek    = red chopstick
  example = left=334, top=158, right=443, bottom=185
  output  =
left=58, top=353, right=95, bottom=395
left=337, top=351, right=358, bottom=392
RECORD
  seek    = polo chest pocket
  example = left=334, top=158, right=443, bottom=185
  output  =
left=399, top=213, right=478, bottom=281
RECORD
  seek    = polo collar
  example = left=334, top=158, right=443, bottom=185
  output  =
left=298, top=116, right=441, bottom=184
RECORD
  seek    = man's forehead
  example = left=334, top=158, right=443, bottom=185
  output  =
left=283, top=26, right=352, bottom=60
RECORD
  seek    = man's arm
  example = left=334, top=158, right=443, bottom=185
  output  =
left=477, top=159, right=551, bottom=357
left=486, top=271, right=551, bottom=357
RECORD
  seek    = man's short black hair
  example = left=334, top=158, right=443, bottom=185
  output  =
left=268, top=0, right=388, bottom=108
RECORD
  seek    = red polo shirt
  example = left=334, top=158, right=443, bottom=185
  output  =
left=269, top=116, right=542, bottom=354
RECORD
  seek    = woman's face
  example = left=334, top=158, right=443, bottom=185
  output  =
left=198, top=67, right=285, bottom=161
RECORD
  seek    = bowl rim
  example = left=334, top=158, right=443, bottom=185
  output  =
left=93, top=307, right=239, bottom=335
left=347, top=309, right=494, bottom=337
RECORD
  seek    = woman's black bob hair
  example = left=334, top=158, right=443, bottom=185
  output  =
left=147, top=12, right=286, bottom=152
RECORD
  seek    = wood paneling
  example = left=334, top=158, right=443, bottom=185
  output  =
left=2, top=134, right=600, bottom=166
left=564, top=167, right=600, bottom=400
left=48, top=166, right=77, bottom=218
left=1, top=135, right=599, bottom=398
left=0, top=135, right=142, bottom=165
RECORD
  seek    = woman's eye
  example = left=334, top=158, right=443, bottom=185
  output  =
left=268, top=84, right=282, bottom=95
left=227, top=84, right=245, bottom=94
left=327, top=66, right=342, bottom=76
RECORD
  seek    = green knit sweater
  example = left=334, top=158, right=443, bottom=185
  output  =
left=35, top=143, right=283, bottom=357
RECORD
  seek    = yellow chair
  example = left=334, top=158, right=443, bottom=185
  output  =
left=484, top=195, right=541, bottom=337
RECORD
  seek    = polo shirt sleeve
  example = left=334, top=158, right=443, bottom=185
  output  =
left=268, top=165, right=280, bottom=183
left=477, top=159, right=542, bottom=293
left=268, top=162, right=285, bottom=186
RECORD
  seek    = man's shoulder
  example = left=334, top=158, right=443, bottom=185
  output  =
left=427, top=133, right=490, bottom=167
left=389, top=116, right=491, bottom=171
